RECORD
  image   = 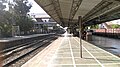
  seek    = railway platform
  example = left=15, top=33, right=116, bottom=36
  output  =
left=22, top=34, right=120, bottom=67
left=0, top=33, right=54, bottom=42
left=0, top=33, right=55, bottom=50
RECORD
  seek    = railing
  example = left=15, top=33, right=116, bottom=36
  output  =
left=94, top=29, right=120, bottom=38
left=95, top=29, right=120, bottom=33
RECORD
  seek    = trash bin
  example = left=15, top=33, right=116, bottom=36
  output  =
left=86, top=31, right=92, bottom=41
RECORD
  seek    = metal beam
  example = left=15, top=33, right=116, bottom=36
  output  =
left=50, top=0, right=63, bottom=20
left=84, top=10, right=120, bottom=26
left=47, top=0, right=65, bottom=26
left=86, top=4, right=120, bottom=23
left=83, top=0, right=120, bottom=22
left=67, top=0, right=83, bottom=27
left=83, top=0, right=113, bottom=21
left=47, top=8, right=60, bottom=13
left=69, top=0, right=83, bottom=21
left=43, top=3, right=53, bottom=7
left=35, top=0, right=62, bottom=26
left=62, top=18, right=78, bottom=22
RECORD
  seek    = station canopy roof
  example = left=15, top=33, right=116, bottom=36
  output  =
left=35, top=0, right=120, bottom=27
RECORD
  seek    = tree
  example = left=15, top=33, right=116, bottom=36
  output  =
left=0, top=1, right=6, bottom=22
left=0, top=0, right=34, bottom=37
left=111, top=24, right=120, bottom=29
left=90, top=24, right=99, bottom=29
left=13, top=0, right=33, bottom=34
left=14, top=0, right=32, bottom=15
left=16, top=17, right=34, bottom=34
left=0, top=22, right=12, bottom=37
left=0, top=1, right=13, bottom=37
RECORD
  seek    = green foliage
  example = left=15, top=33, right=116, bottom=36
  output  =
left=89, top=24, right=99, bottom=29
left=0, top=1, right=13, bottom=37
left=0, top=0, right=34, bottom=37
left=111, top=24, right=120, bottom=29
left=14, top=0, right=32, bottom=15
left=16, top=17, right=34, bottom=32
left=13, top=0, right=33, bottom=34
left=0, top=23, right=12, bottom=37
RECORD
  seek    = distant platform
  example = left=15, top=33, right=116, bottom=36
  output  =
left=0, top=34, right=54, bottom=42
left=22, top=36, right=120, bottom=67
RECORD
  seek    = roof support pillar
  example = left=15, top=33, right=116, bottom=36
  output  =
left=78, top=16, right=84, bottom=58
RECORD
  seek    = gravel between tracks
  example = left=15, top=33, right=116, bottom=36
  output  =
left=3, top=36, right=57, bottom=67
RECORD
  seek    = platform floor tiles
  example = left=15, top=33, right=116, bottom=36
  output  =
left=22, top=37, right=120, bottom=67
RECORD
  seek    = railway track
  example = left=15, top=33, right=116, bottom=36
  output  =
left=1, top=35, right=57, bottom=67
